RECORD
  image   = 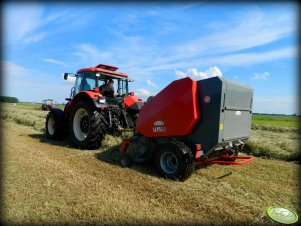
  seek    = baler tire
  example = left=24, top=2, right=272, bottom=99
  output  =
left=120, top=153, right=133, bottom=168
left=45, top=112, right=63, bottom=139
left=155, top=141, right=195, bottom=181
left=69, top=101, right=104, bottom=150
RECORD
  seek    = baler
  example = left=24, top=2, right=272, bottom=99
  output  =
left=120, top=76, right=254, bottom=181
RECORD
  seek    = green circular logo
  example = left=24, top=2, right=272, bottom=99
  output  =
left=267, top=207, right=298, bottom=224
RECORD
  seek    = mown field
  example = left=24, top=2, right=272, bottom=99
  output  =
left=1, top=103, right=300, bottom=225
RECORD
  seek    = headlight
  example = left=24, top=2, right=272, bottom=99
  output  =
left=98, top=96, right=105, bottom=104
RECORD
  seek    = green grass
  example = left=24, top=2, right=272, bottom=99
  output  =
left=252, top=114, right=300, bottom=128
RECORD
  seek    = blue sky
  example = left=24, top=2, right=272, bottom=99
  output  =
left=2, top=2, right=299, bottom=114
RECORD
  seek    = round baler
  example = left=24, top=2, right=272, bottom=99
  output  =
left=120, top=76, right=254, bottom=181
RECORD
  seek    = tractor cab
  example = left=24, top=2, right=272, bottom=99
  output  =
left=64, top=64, right=132, bottom=100
left=73, top=72, right=129, bottom=97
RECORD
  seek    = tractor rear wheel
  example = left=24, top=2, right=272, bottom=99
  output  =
left=70, top=101, right=105, bottom=149
left=155, top=141, right=195, bottom=181
left=45, top=112, right=63, bottom=139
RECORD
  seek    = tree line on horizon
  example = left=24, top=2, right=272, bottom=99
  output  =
left=0, top=96, right=19, bottom=103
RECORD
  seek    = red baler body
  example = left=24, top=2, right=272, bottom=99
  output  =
left=136, top=77, right=199, bottom=137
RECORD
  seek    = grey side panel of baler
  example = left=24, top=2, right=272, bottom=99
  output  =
left=219, top=78, right=253, bottom=142
left=222, top=110, right=252, bottom=141
left=185, top=77, right=222, bottom=151
left=224, top=79, right=253, bottom=111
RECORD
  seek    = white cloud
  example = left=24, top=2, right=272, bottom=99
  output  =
left=71, top=7, right=297, bottom=82
left=42, top=58, right=69, bottom=67
left=170, top=10, right=296, bottom=61
left=135, top=88, right=152, bottom=98
left=175, top=66, right=223, bottom=80
left=4, top=4, right=44, bottom=44
left=251, top=72, right=270, bottom=80
left=4, top=4, right=92, bottom=45
left=146, top=79, right=157, bottom=87
left=2, top=61, right=28, bottom=77
left=74, top=44, right=113, bottom=66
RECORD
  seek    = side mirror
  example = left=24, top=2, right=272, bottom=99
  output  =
left=63, top=73, right=69, bottom=80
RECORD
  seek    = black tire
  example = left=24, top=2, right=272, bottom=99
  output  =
left=147, top=96, right=154, bottom=102
left=45, top=112, right=63, bottom=139
left=155, top=141, right=195, bottom=181
left=99, top=111, right=108, bottom=136
left=69, top=101, right=105, bottom=149
left=120, top=153, right=133, bottom=168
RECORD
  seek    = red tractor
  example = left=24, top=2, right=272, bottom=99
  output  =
left=45, top=64, right=143, bottom=149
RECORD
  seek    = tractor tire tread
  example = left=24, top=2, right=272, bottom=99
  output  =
left=70, top=101, right=105, bottom=150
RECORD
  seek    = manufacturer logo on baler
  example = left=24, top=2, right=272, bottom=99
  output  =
left=154, top=121, right=164, bottom=126
left=153, top=121, right=167, bottom=133
left=204, top=96, right=211, bottom=103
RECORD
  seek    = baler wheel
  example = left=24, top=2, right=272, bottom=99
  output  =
left=155, top=141, right=195, bottom=181
left=70, top=101, right=104, bottom=149
left=120, top=153, right=133, bottom=168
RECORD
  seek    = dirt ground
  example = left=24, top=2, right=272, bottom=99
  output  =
left=1, top=120, right=300, bottom=225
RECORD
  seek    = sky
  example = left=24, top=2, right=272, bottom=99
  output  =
left=2, top=1, right=299, bottom=115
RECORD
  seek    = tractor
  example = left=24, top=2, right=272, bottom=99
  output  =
left=45, top=64, right=143, bottom=149
left=41, top=99, right=55, bottom=111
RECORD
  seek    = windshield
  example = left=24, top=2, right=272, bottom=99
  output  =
left=74, top=72, right=98, bottom=95
left=118, top=79, right=128, bottom=96
left=72, top=71, right=129, bottom=97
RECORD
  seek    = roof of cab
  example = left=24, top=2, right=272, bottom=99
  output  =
left=77, top=64, right=128, bottom=78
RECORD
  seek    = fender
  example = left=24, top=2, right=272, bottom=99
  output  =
left=65, top=91, right=105, bottom=115
left=124, top=95, right=144, bottom=111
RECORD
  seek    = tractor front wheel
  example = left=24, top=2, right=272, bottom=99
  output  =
left=70, top=101, right=104, bottom=149
left=155, top=141, right=195, bottom=181
left=45, top=112, right=63, bottom=139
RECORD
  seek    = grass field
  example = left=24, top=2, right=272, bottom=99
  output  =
left=252, top=114, right=300, bottom=128
left=0, top=102, right=300, bottom=225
